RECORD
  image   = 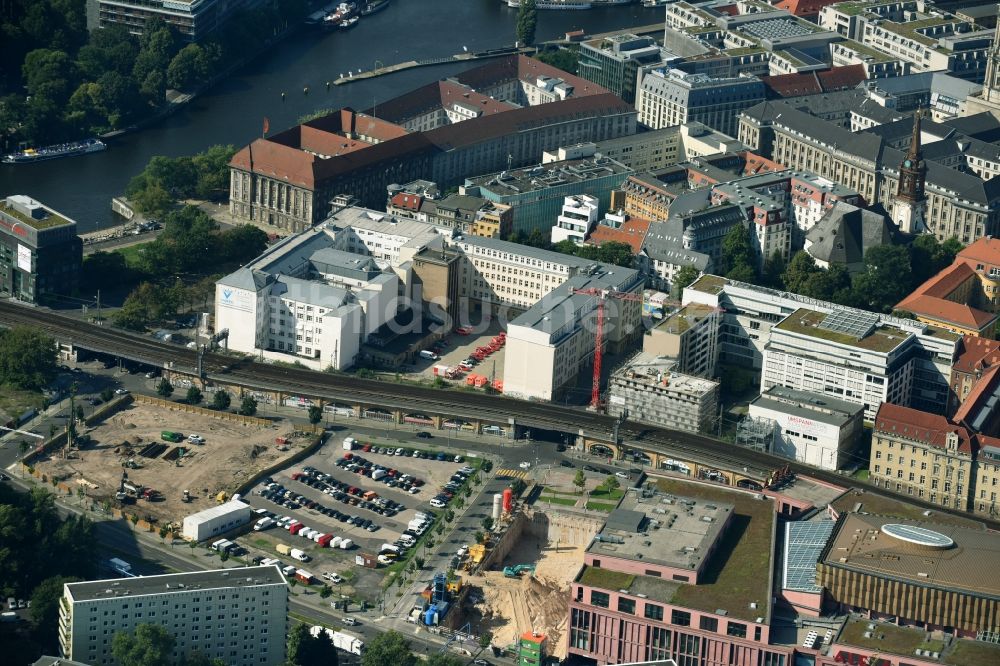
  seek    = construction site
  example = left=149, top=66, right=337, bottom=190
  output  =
left=31, top=397, right=305, bottom=525
left=455, top=505, right=605, bottom=659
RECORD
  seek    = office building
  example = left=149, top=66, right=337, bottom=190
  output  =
left=860, top=72, right=983, bottom=121
left=642, top=304, right=721, bottom=378
left=739, top=102, right=1000, bottom=245
left=462, top=157, right=633, bottom=236
left=87, top=0, right=265, bottom=41
left=214, top=206, right=438, bottom=370
left=819, top=1, right=994, bottom=81
left=871, top=402, right=976, bottom=510
left=59, top=566, right=288, bottom=666
left=229, top=55, right=636, bottom=230
left=0, top=195, right=82, bottom=305
left=502, top=264, right=643, bottom=402
left=551, top=195, right=599, bottom=246
left=608, top=354, right=720, bottom=434
left=568, top=479, right=792, bottom=665
left=683, top=275, right=962, bottom=416
left=578, top=34, right=669, bottom=104
left=748, top=385, right=864, bottom=470
left=181, top=499, right=252, bottom=542
left=636, top=68, right=766, bottom=137
left=816, top=512, right=1000, bottom=633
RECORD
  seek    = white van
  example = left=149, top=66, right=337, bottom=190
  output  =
left=419, top=350, right=438, bottom=360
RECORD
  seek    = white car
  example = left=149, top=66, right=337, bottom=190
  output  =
left=187, top=434, right=205, bottom=444
left=114, top=388, right=129, bottom=395
left=324, top=572, right=343, bottom=584
left=408, top=486, right=420, bottom=494
left=519, top=461, right=531, bottom=469
left=430, top=498, right=446, bottom=508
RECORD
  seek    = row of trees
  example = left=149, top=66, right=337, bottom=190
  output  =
left=515, top=0, right=538, bottom=46
left=714, top=225, right=964, bottom=314
left=108, top=624, right=487, bottom=666
left=0, top=1, right=305, bottom=146
left=0, top=485, right=96, bottom=653
left=508, top=229, right=635, bottom=268
left=0, top=327, right=58, bottom=391
left=154, top=379, right=257, bottom=414
left=126, top=144, right=237, bottom=214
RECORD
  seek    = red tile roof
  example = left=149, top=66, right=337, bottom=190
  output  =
left=742, top=151, right=786, bottom=176
left=390, top=193, right=423, bottom=212
left=954, top=365, right=1000, bottom=425
left=772, top=0, right=841, bottom=16
left=956, top=237, right=1000, bottom=270
left=895, top=262, right=996, bottom=331
left=875, top=403, right=976, bottom=455
left=952, top=335, right=1000, bottom=374
left=585, top=217, right=651, bottom=254
left=761, top=65, right=866, bottom=99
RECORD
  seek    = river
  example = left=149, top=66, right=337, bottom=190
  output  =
left=0, top=0, right=663, bottom=232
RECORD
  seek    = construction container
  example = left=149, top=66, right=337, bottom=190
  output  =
left=492, top=493, right=503, bottom=521
left=181, top=499, right=251, bottom=542
left=339, top=538, right=353, bottom=549
left=354, top=553, right=377, bottom=568
left=318, top=534, right=334, bottom=548
left=295, top=569, right=314, bottom=584
left=503, top=487, right=513, bottom=513
left=276, top=543, right=292, bottom=555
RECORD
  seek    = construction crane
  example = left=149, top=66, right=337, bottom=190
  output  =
left=571, top=288, right=646, bottom=410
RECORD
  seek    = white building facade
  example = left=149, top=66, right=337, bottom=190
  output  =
left=551, top=195, right=600, bottom=246
left=181, top=500, right=252, bottom=542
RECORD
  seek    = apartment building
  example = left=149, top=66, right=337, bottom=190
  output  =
left=637, top=68, right=766, bottom=138
left=578, top=34, right=669, bottom=104
left=59, top=566, right=288, bottom=666
left=860, top=72, right=983, bottom=121
left=871, top=403, right=974, bottom=510
left=748, top=385, right=864, bottom=470
left=385, top=182, right=513, bottom=239
left=683, top=275, right=962, bottom=415
left=948, top=335, right=1000, bottom=413
left=0, top=195, right=82, bottom=305
left=608, top=354, right=720, bottom=433
left=87, top=0, right=264, bottom=41
left=551, top=195, right=599, bottom=246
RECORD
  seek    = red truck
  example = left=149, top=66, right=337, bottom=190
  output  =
left=289, top=523, right=305, bottom=536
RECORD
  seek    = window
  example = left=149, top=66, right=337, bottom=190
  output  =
left=727, top=622, right=747, bottom=638
left=671, top=609, right=691, bottom=626
left=617, top=598, right=635, bottom=614
left=644, top=603, right=664, bottom=621
left=590, top=591, right=609, bottom=608
left=699, top=616, right=718, bottom=632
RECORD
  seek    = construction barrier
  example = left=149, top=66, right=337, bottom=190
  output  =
left=133, top=394, right=271, bottom=427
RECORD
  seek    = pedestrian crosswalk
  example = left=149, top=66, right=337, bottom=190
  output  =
left=495, top=468, right=528, bottom=480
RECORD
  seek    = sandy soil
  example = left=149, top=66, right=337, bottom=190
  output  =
left=467, top=536, right=586, bottom=657
left=36, top=402, right=304, bottom=526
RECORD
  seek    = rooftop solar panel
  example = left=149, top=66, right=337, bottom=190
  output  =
left=783, top=521, right=836, bottom=592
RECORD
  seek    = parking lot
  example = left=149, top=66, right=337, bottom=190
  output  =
left=237, top=435, right=482, bottom=598
left=412, top=323, right=507, bottom=391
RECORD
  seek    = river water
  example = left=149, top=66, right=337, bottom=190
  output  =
left=0, top=0, right=663, bottom=232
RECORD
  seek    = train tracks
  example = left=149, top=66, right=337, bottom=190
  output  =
left=4, top=301, right=999, bottom=530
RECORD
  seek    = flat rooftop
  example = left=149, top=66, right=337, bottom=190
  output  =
left=685, top=274, right=727, bottom=295
left=834, top=615, right=1000, bottom=663
left=829, top=489, right=984, bottom=529
left=586, top=489, right=733, bottom=572
left=65, top=566, right=287, bottom=602
left=654, top=303, right=717, bottom=335
left=613, top=354, right=719, bottom=397
left=468, top=157, right=631, bottom=196
left=772, top=474, right=848, bottom=509
left=775, top=308, right=910, bottom=354
left=580, top=477, right=775, bottom=621
left=1, top=196, right=73, bottom=230
left=751, top=386, right=863, bottom=428
left=821, top=513, right=1000, bottom=599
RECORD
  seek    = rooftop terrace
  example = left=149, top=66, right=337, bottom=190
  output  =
left=775, top=308, right=909, bottom=353
left=1, top=199, right=72, bottom=230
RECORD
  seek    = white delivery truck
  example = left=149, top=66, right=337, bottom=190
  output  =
left=343, top=437, right=358, bottom=450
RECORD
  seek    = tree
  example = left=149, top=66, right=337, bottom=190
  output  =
left=23, top=48, right=77, bottom=107
left=726, top=262, right=756, bottom=283
left=154, top=378, right=172, bottom=397
left=361, top=630, right=416, bottom=666
left=186, top=386, right=203, bottom=404
left=596, top=241, right=635, bottom=268
left=721, top=224, right=754, bottom=273
left=111, top=623, right=175, bottom=666
left=285, top=623, right=339, bottom=666
left=239, top=396, right=258, bottom=416
left=308, top=405, right=323, bottom=425
left=474, top=530, right=486, bottom=544
left=212, top=390, right=231, bottom=410
left=426, top=655, right=467, bottom=666
left=414, top=556, right=425, bottom=570
left=478, top=631, right=494, bottom=650
left=167, top=43, right=210, bottom=90
left=573, top=468, right=586, bottom=493
left=192, top=144, right=237, bottom=198
left=82, top=251, right=135, bottom=292
left=481, top=516, right=494, bottom=532
left=762, top=250, right=786, bottom=289
left=781, top=251, right=819, bottom=295
left=801, top=263, right=851, bottom=302
left=534, top=47, right=579, bottom=75
left=182, top=651, right=226, bottom=666
left=671, top=265, right=700, bottom=299
left=515, top=0, right=538, bottom=46
left=100, top=387, right=114, bottom=402
left=75, top=404, right=84, bottom=421
left=220, top=224, right=268, bottom=262
left=600, top=475, right=620, bottom=494
left=0, top=327, right=57, bottom=390
left=853, top=244, right=912, bottom=313
left=30, top=575, right=81, bottom=650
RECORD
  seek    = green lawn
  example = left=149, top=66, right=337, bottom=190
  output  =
left=0, top=385, right=46, bottom=425
left=540, top=495, right=577, bottom=507
left=585, top=501, right=615, bottom=512
left=541, top=488, right=580, bottom=496
left=590, top=488, right=624, bottom=501
left=853, top=469, right=870, bottom=481
left=578, top=566, right=635, bottom=590
left=114, top=242, right=153, bottom=269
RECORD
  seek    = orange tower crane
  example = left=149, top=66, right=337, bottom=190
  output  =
left=571, top=288, right=645, bottom=410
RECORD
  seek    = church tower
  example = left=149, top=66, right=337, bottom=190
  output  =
left=984, top=23, right=1000, bottom=105
left=892, top=109, right=927, bottom=235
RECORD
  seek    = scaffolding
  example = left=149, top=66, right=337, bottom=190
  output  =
left=736, top=415, right=775, bottom=453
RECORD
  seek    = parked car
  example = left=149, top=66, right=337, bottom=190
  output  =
left=560, top=460, right=575, bottom=468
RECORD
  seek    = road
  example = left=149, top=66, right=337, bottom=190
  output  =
left=3, top=299, right=995, bottom=530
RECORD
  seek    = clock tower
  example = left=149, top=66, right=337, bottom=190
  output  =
left=892, top=109, right=927, bottom=234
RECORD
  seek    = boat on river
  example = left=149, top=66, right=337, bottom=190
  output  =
left=2, top=138, right=106, bottom=164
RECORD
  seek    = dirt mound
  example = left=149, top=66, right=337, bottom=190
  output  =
left=476, top=572, right=569, bottom=657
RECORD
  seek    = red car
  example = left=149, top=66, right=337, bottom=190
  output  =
left=455, top=326, right=473, bottom=335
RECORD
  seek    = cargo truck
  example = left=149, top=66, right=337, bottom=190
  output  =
left=160, top=431, right=183, bottom=443
left=342, top=437, right=357, bottom=450
left=294, top=569, right=314, bottom=584
left=276, top=543, right=292, bottom=555
left=331, top=630, right=365, bottom=655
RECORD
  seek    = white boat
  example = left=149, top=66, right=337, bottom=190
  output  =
left=2, top=138, right=106, bottom=164
left=506, top=0, right=593, bottom=9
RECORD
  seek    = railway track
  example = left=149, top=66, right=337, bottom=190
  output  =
left=4, top=301, right=999, bottom=531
